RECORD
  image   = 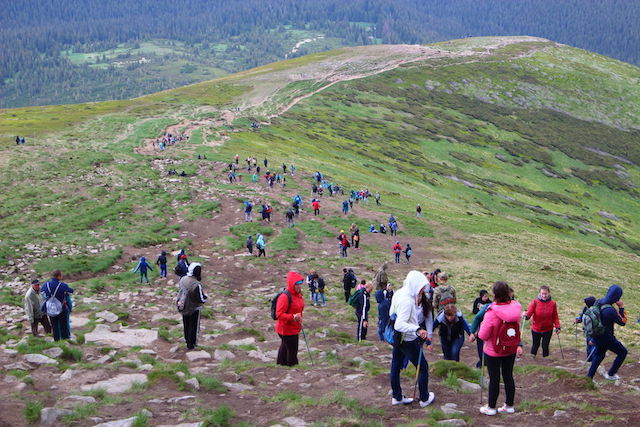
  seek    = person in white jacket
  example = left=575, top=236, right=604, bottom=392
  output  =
left=389, top=270, right=436, bottom=407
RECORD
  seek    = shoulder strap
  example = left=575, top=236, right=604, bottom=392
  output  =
left=283, top=290, right=292, bottom=314
left=49, top=282, right=62, bottom=301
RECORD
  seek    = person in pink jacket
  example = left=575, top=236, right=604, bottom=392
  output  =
left=524, top=285, right=560, bottom=358
left=478, top=281, right=523, bottom=416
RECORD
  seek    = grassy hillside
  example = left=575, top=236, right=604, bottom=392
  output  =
left=1, top=36, right=639, bottom=331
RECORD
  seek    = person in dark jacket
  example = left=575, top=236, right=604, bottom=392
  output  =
left=433, top=304, right=471, bottom=361
left=178, top=263, right=208, bottom=350
left=176, top=255, right=189, bottom=277
left=342, top=268, right=357, bottom=303
left=42, top=270, right=74, bottom=341
left=156, top=251, right=168, bottom=278
left=587, top=285, right=627, bottom=380
left=375, top=283, right=394, bottom=341
left=132, top=256, right=153, bottom=283
left=472, top=290, right=491, bottom=315
left=355, top=282, right=373, bottom=341
left=176, top=249, right=189, bottom=265
left=574, top=296, right=596, bottom=361
left=246, top=235, right=254, bottom=254
left=275, top=271, right=305, bottom=366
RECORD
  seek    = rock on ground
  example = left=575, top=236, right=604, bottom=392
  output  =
left=186, top=350, right=211, bottom=362
left=81, top=374, right=148, bottom=394
left=96, top=311, right=119, bottom=323
left=84, top=324, right=158, bottom=348
left=282, top=417, right=308, bottom=427
left=40, top=408, right=74, bottom=426
left=457, top=378, right=481, bottom=391
left=24, top=353, right=58, bottom=365
left=213, top=349, right=234, bottom=361
left=94, top=417, right=136, bottom=427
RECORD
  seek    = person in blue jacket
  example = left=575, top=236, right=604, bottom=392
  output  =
left=133, top=256, right=153, bottom=283
left=156, top=251, right=168, bottom=278
left=574, top=296, right=596, bottom=362
left=433, top=304, right=471, bottom=362
left=42, top=270, right=74, bottom=341
left=375, top=283, right=394, bottom=341
left=587, top=285, right=627, bottom=380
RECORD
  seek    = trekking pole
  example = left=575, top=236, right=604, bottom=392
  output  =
left=413, top=341, right=424, bottom=401
left=574, top=323, right=578, bottom=351
left=520, top=316, right=526, bottom=346
left=556, top=332, right=565, bottom=360
left=300, top=327, right=315, bottom=367
left=582, top=347, right=597, bottom=369
left=479, top=342, right=485, bottom=405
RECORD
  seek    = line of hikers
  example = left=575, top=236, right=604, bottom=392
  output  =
left=153, top=132, right=188, bottom=151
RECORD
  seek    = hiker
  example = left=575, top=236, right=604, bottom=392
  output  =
left=290, top=164, right=295, bottom=175
left=574, top=296, right=596, bottom=362
left=176, top=249, right=189, bottom=264
left=261, top=204, right=269, bottom=222
left=389, top=270, right=435, bottom=407
left=266, top=204, right=273, bottom=222
left=20, top=137, right=25, bottom=145
left=372, top=262, right=389, bottom=291
left=337, top=230, right=349, bottom=257
left=369, top=224, right=378, bottom=233
left=342, top=268, right=357, bottom=303
left=524, top=285, right=560, bottom=358
left=349, top=223, right=360, bottom=249
left=478, top=281, right=523, bottom=416
left=389, top=220, right=398, bottom=236
left=416, top=204, right=423, bottom=218
left=379, top=223, right=386, bottom=234
left=235, top=154, right=239, bottom=164
left=252, top=172, right=258, bottom=183
left=132, top=256, right=153, bottom=284
left=307, top=271, right=326, bottom=307
left=42, top=270, right=74, bottom=341
left=264, top=157, right=268, bottom=167
left=16, top=136, right=20, bottom=145
left=342, top=200, right=349, bottom=215
left=282, top=163, right=287, bottom=174
left=432, top=273, right=455, bottom=314
left=275, top=271, right=306, bottom=366
left=180, top=171, right=187, bottom=177
left=375, top=283, right=394, bottom=341
left=24, top=279, right=51, bottom=337
left=177, top=263, right=208, bottom=350
left=282, top=176, right=286, bottom=188
left=256, top=234, right=266, bottom=257
left=354, top=282, right=373, bottom=341
left=175, top=255, right=189, bottom=278
left=427, top=268, right=441, bottom=294
left=403, top=244, right=412, bottom=264
left=246, top=235, right=254, bottom=254
left=156, top=251, right=168, bottom=278
left=393, top=241, right=402, bottom=264
left=433, top=304, right=471, bottom=361
left=244, top=200, right=253, bottom=222
left=375, top=192, right=381, bottom=205
left=285, top=208, right=295, bottom=228
left=312, top=199, right=320, bottom=216
left=473, top=290, right=491, bottom=315
left=587, top=285, right=627, bottom=380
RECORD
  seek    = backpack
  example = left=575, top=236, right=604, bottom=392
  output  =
left=348, top=288, right=363, bottom=308
left=494, top=318, right=521, bottom=356
left=406, top=248, right=412, bottom=256
left=42, top=282, right=63, bottom=317
left=383, top=313, right=401, bottom=345
left=174, top=262, right=186, bottom=277
left=437, top=286, right=456, bottom=308
left=582, top=303, right=611, bottom=337
left=271, top=289, right=292, bottom=320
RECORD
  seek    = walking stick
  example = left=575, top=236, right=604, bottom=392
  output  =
left=582, top=347, right=597, bottom=369
left=520, top=316, right=526, bottom=345
left=556, top=332, right=565, bottom=360
left=301, top=327, right=315, bottom=367
left=480, top=342, right=485, bottom=405
left=413, top=342, right=424, bottom=401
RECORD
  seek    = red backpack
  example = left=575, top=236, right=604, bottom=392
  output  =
left=494, top=316, right=521, bottom=356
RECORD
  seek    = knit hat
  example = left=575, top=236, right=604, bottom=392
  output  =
left=584, top=296, right=596, bottom=307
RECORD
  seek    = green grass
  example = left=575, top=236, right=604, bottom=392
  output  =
left=269, top=227, right=301, bottom=251
left=200, top=405, right=236, bottom=427
left=33, top=250, right=123, bottom=275
left=182, top=200, right=221, bottom=220
left=431, top=360, right=480, bottom=383
left=194, top=374, right=227, bottom=392
left=23, top=401, right=42, bottom=423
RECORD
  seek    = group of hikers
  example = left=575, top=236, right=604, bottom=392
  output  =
left=152, top=132, right=188, bottom=151
left=15, top=135, right=26, bottom=145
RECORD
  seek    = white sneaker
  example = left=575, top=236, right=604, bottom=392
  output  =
left=604, top=373, right=620, bottom=381
left=480, top=405, right=497, bottom=416
left=419, top=392, right=435, bottom=407
left=391, top=396, right=414, bottom=405
left=498, top=404, right=515, bottom=414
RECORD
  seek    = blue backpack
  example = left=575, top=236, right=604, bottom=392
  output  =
left=383, top=313, right=401, bottom=345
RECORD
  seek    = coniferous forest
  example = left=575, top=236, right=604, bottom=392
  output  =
left=2, top=0, right=639, bottom=108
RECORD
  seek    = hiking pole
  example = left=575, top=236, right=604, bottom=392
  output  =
left=520, top=316, right=526, bottom=346
left=582, top=347, right=597, bottom=369
left=556, top=332, right=565, bottom=360
left=479, top=342, right=485, bottom=405
left=574, top=323, right=578, bottom=351
left=301, top=327, right=315, bottom=367
left=413, top=341, right=424, bottom=401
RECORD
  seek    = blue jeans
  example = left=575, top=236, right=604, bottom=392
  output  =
left=390, top=339, right=429, bottom=402
left=314, top=291, right=325, bottom=305
left=588, top=336, right=627, bottom=378
left=160, top=264, right=167, bottom=277
left=441, top=335, right=464, bottom=361
left=395, top=253, right=400, bottom=263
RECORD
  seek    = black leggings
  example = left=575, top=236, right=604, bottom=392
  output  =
left=485, top=353, right=516, bottom=408
left=531, top=330, right=553, bottom=357
left=277, top=334, right=299, bottom=366
left=182, top=310, right=201, bottom=349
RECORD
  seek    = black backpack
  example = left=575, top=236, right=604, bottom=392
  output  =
left=270, top=289, right=292, bottom=320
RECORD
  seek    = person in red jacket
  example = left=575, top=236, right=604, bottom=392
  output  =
left=312, top=199, right=320, bottom=216
left=524, top=285, right=560, bottom=358
left=275, top=271, right=306, bottom=366
left=393, top=241, right=402, bottom=264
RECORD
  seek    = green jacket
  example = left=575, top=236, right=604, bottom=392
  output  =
left=24, top=287, right=45, bottom=323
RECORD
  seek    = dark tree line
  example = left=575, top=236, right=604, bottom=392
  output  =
left=1, top=0, right=638, bottom=107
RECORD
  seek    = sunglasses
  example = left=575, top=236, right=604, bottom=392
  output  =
left=294, top=280, right=303, bottom=285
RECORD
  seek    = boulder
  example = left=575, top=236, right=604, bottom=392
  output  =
left=94, top=417, right=136, bottom=427
left=227, top=337, right=255, bottom=346
left=40, top=408, right=74, bottom=426
left=441, top=404, right=464, bottom=415
left=282, top=417, right=308, bottom=427
left=457, top=379, right=480, bottom=391
left=84, top=324, right=157, bottom=348
left=81, top=374, right=148, bottom=394
left=42, top=347, right=64, bottom=358
left=438, top=420, right=466, bottom=426
left=186, top=350, right=211, bottom=362
left=213, top=350, right=234, bottom=361
left=223, top=382, right=254, bottom=392
left=61, top=395, right=97, bottom=408
left=185, top=378, right=200, bottom=391
left=554, top=410, right=568, bottom=417
left=96, top=311, right=119, bottom=323
left=24, top=354, right=58, bottom=365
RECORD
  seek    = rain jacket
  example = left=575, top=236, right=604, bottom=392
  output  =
left=525, top=296, right=560, bottom=333
left=597, top=285, right=626, bottom=339
left=390, top=271, right=429, bottom=343
left=478, top=300, right=522, bottom=357
left=275, top=272, right=305, bottom=336
left=133, top=256, right=153, bottom=274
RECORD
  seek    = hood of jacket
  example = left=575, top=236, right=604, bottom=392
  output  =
left=489, top=301, right=522, bottom=323
left=256, top=234, right=265, bottom=245
left=187, top=262, right=201, bottom=277
left=140, top=256, right=146, bottom=263
left=600, top=284, right=622, bottom=305
left=286, top=271, right=305, bottom=296
left=401, top=270, right=428, bottom=299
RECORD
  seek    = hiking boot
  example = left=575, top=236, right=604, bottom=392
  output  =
left=479, top=405, right=497, bottom=416
left=391, top=396, right=414, bottom=405
left=604, top=373, right=620, bottom=381
left=498, top=404, right=515, bottom=414
left=419, top=392, right=435, bottom=407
